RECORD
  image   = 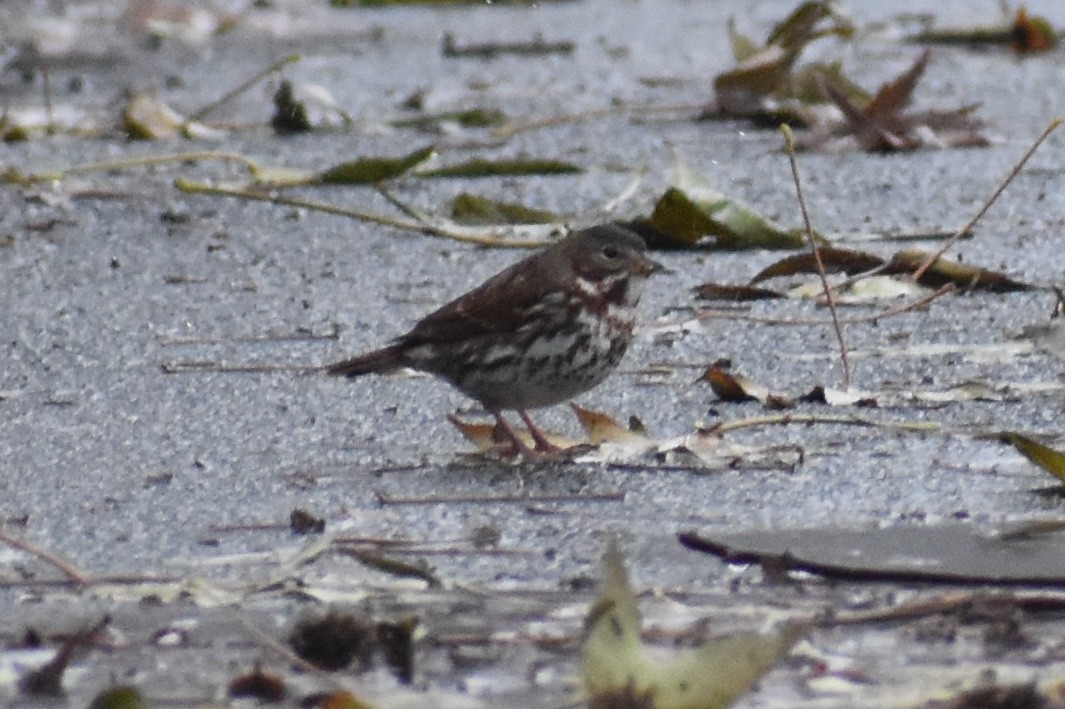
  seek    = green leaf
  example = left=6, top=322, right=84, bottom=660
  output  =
left=88, top=687, right=147, bottom=709
left=1002, top=432, right=1065, bottom=483
left=649, top=187, right=807, bottom=250
left=318, top=145, right=435, bottom=184
left=417, top=158, right=580, bottom=179
left=391, top=108, right=507, bottom=130
left=451, top=193, right=563, bottom=225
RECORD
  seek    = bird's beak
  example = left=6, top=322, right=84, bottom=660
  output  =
left=637, top=254, right=671, bottom=277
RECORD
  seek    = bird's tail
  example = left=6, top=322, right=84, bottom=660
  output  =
left=324, top=345, right=404, bottom=378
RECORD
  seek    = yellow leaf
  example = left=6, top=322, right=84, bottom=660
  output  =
left=1002, top=432, right=1065, bottom=482
left=582, top=542, right=804, bottom=709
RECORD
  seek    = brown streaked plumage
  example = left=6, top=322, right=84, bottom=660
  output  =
left=326, top=224, right=665, bottom=457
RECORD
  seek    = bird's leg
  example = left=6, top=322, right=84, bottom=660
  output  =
left=517, top=409, right=564, bottom=454
left=489, top=409, right=539, bottom=458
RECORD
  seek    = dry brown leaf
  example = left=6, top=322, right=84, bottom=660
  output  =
left=801, top=51, right=991, bottom=152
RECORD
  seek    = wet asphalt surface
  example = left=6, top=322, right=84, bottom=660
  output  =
left=3, top=0, right=1065, bottom=706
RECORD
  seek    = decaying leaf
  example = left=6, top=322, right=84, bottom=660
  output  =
left=799, top=385, right=878, bottom=407
left=87, top=686, right=147, bottom=709
left=700, top=365, right=794, bottom=410
left=19, top=618, right=109, bottom=697
left=391, top=108, right=507, bottom=131
left=1011, top=8, right=1058, bottom=53
left=450, top=193, right=564, bottom=225
left=750, top=246, right=885, bottom=283
left=289, top=507, right=325, bottom=535
left=228, top=663, right=285, bottom=702
left=448, top=413, right=579, bottom=454
left=839, top=274, right=929, bottom=301
left=639, top=163, right=809, bottom=249
left=571, top=404, right=649, bottom=445
left=289, top=609, right=418, bottom=683
left=300, top=691, right=375, bottom=709
left=272, top=80, right=353, bottom=134
left=289, top=609, right=376, bottom=671
left=692, top=283, right=785, bottom=301
left=917, top=682, right=1062, bottom=709
left=1000, top=432, right=1065, bottom=483
left=748, top=245, right=1032, bottom=292
left=582, top=542, right=803, bottom=709
left=123, top=93, right=220, bottom=140
left=909, top=6, right=1057, bottom=54
left=800, top=51, right=991, bottom=152
left=442, top=32, right=575, bottom=59
left=376, top=616, right=418, bottom=684
left=886, top=249, right=1032, bottom=291
left=337, top=546, right=441, bottom=587
left=417, top=157, right=581, bottom=178
left=449, top=408, right=799, bottom=471
left=318, top=145, right=436, bottom=184
left=710, top=1, right=857, bottom=123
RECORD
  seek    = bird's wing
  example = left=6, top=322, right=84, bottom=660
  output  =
left=400, top=255, right=555, bottom=346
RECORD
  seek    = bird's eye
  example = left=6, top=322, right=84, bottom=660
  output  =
left=601, top=245, right=620, bottom=259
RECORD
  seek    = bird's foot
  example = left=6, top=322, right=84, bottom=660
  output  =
left=491, top=410, right=573, bottom=462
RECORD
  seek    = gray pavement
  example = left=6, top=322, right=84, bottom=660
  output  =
left=3, top=0, right=1065, bottom=706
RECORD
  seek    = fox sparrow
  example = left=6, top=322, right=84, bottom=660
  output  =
left=326, top=224, right=665, bottom=456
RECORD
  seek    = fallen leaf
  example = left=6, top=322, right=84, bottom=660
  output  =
left=798, top=386, right=878, bottom=407
left=318, top=145, right=435, bottom=184
left=917, top=682, right=1062, bottom=709
left=909, top=6, right=1057, bottom=55
left=19, top=618, right=108, bottom=697
left=289, top=508, right=325, bottom=535
left=643, top=167, right=808, bottom=249
left=228, top=664, right=285, bottom=702
left=123, top=93, right=185, bottom=140
left=447, top=413, right=579, bottom=454
left=571, top=404, right=650, bottom=445
left=583, top=542, right=803, bottom=709
left=300, top=691, right=375, bottom=709
left=87, top=686, right=147, bottom=709
left=800, top=51, right=991, bottom=152
left=289, top=609, right=376, bottom=671
left=711, top=1, right=856, bottom=121
left=692, top=283, right=786, bottom=301
left=417, top=157, right=580, bottom=178
left=886, top=249, right=1032, bottom=291
left=450, top=193, right=564, bottom=225
left=272, top=80, right=352, bottom=134
left=1011, top=7, right=1058, bottom=53
left=749, top=246, right=886, bottom=283
left=701, top=366, right=794, bottom=409
left=1000, top=432, right=1065, bottom=483
left=391, top=108, right=507, bottom=131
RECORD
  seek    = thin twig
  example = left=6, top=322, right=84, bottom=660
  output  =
left=17, top=151, right=261, bottom=183
left=239, top=620, right=349, bottom=691
left=491, top=101, right=704, bottom=139
left=375, top=490, right=625, bottom=505
left=160, top=360, right=319, bottom=374
left=708, top=413, right=940, bottom=435
left=41, top=63, right=55, bottom=134
left=176, top=179, right=553, bottom=248
left=912, top=117, right=1064, bottom=282
left=159, top=327, right=339, bottom=346
left=0, top=529, right=90, bottom=585
left=696, top=283, right=954, bottom=326
left=781, top=125, right=852, bottom=388
left=189, top=53, right=301, bottom=122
